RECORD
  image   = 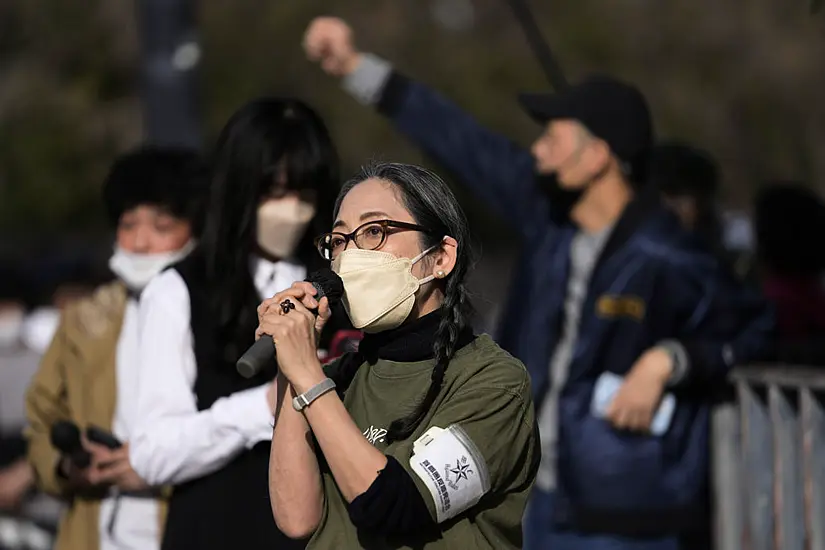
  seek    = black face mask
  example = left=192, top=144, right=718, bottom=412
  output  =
left=535, top=173, right=586, bottom=225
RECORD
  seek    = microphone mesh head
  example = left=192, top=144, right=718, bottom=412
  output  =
left=308, top=269, right=344, bottom=305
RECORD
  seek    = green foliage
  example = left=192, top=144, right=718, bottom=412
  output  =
left=0, top=0, right=136, bottom=233
left=0, top=99, right=106, bottom=229
left=1, top=0, right=824, bottom=243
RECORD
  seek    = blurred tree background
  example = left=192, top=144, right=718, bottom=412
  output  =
left=1, top=0, right=824, bottom=262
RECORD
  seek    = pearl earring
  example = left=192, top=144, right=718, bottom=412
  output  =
left=436, top=270, right=446, bottom=279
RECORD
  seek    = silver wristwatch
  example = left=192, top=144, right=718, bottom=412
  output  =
left=292, top=378, right=336, bottom=411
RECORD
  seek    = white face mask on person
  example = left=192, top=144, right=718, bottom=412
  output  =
left=0, top=308, right=24, bottom=348
left=109, top=239, right=196, bottom=291
left=331, top=241, right=443, bottom=334
left=257, top=199, right=316, bottom=259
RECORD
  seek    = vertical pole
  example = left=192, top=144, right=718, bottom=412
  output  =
left=712, top=401, right=743, bottom=550
left=739, top=382, right=774, bottom=550
left=136, top=0, right=202, bottom=150
left=769, top=385, right=805, bottom=550
left=801, top=388, right=825, bottom=550
left=503, top=0, right=568, bottom=90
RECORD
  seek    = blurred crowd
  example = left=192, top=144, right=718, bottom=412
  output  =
left=1, top=14, right=825, bottom=550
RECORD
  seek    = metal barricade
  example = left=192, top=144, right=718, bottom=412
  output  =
left=713, top=367, right=825, bottom=550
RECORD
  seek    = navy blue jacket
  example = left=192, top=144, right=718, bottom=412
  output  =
left=373, top=73, right=774, bottom=536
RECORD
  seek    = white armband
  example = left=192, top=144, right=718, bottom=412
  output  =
left=409, top=425, right=491, bottom=523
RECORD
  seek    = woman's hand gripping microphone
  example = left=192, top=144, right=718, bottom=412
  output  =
left=256, top=282, right=331, bottom=393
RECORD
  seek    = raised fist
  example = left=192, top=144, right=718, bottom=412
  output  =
left=303, top=17, right=361, bottom=77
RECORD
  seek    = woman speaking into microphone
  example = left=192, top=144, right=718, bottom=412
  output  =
left=258, top=162, right=540, bottom=549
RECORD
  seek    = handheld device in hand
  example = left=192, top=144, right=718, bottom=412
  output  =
left=50, top=420, right=91, bottom=469
left=86, top=425, right=122, bottom=449
left=591, top=372, right=676, bottom=436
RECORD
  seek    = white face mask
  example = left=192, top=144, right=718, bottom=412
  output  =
left=0, top=308, right=24, bottom=348
left=257, top=199, right=316, bottom=259
left=331, top=242, right=441, bottom=334
left=109, top=239, right=196, bottom=291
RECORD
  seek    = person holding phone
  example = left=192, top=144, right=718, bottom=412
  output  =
left=25, top=147, right=207, bottom=550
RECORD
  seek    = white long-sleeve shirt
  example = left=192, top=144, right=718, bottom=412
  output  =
left=129, top=257, right=306, bottom=486
left=100, top=298, right=160, bottom=550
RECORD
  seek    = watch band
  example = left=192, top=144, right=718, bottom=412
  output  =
left=292, top=378, right=336, bottom=411
left=656, top=339, right=689, bottom=386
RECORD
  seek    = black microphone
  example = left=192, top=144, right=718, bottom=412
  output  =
left=50, top=420, right=91, bottom=469
left=236, top=268, right=344, bottom=379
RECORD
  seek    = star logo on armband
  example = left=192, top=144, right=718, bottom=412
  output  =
left=450, top=456, right=474, bottom=482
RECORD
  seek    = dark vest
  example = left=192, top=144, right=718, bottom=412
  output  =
left=160, top=254, right=305, bottom=550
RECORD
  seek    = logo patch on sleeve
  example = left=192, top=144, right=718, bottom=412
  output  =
left=409, top=425, right=491, bottom=523
left=595, top=294, right=646, bottom=321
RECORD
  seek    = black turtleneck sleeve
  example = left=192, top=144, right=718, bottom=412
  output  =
left=347, top=456, right=437, bottom=536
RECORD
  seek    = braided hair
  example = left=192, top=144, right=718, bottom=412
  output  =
left=333, top=162, right=475, bottom=443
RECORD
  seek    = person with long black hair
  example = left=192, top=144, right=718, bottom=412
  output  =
left=129, top=98, right=342, bottom=550
left=259, top=162, right=540, bottom=549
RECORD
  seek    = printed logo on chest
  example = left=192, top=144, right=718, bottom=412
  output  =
left=362, top=425, right=387, bottom=445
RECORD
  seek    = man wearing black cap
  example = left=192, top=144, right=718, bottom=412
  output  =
left=303, top=17, right=774, bottom=549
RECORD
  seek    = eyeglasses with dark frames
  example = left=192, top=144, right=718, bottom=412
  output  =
left=314, top=219, right=433, bottom=260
